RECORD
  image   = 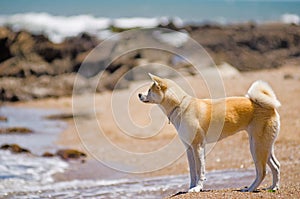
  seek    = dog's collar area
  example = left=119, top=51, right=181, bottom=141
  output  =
left=167, top=96, right=188, bottom=124
left=168, top=106, right=179, bottom=124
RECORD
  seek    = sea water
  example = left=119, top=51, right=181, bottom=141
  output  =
left=0, top=106, right=67, bottom=154
left=0, top=0, right=300, bottom=42
left=0, top=154, right=254, bottom=199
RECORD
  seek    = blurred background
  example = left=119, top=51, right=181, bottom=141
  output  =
left=0, top=0, right=300, bottom=101
left=0, top=1, right=300, bottom=198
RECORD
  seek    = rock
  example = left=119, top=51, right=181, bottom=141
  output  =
left=284, top=74, right=294, bottom=79
left=9, top=31, right=35, bottom=58
left=188, top=23, right=300, bottom=71
left=63, top=32, right=99, bottom=55
left=0, top=116, right=7, bottom=122
left=1, top=24, right=300, bottom=102
left=125, top=62, right=179, bottom=81
left=216, top=62, right=240, bottom=77
left=0, top=28, right=100, bottom=78
left=106, top=51, right=138, bottom=74
left=0, top=27, right=13, bottom=62
left=34, top=42, right=64, bottom=63
left=42, top=152, right=55, bottom=157
left=139, top=49, right=172, bottom=64
left=0, top=73, right=91, bottom=102
left=0, top=144, right=31, bottom=153
left=45, top=113, right=75, bottom=120
left=0, top=127, right=33, bottom=134
left=0, top=55, right=54, bottom=77
left=56, top=149, right=87, bottom=160
left=102, top=65, right=130, bottom=90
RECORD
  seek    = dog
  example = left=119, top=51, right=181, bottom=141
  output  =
left=138, top=74, right=280, bottom=192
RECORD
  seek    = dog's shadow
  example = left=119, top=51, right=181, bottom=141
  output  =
left=169, top=190, right=214, bottom=198
left=169, top=188, right=261, bottom=198
left=170, top=191, right=187, bottom=197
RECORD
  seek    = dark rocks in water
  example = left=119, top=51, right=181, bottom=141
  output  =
left=42, top=152, right=55, bottom=157
left=45, top=112, right=91, bottom=120
left=56, top=149, right=87, bottom=160
left=0, top=143, right=87, bottom=162
left=0, top=144, right=31, bottom=154
left=45, top=113, right=75, bottom=120
left=0, top=127, right=33, bottom=134
left=46, top=149, right=87, bottom=162
left=0, top=116, right=8, bottom=122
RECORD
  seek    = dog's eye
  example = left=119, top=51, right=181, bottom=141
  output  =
left=148, top=89, right=151, bottom=93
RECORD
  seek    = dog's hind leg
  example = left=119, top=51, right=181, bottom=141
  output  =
left=242, top=134, right=270, bottom=192
left=266, top=147, right=280, bottom=190
left=265, top=113, right=280, bottom=191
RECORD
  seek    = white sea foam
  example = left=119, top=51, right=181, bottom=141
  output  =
left=281, top=13, right=300, bottom=24
left=113, top=17, right=162, bottom=29
left=0, top=150, right=68, bottom=193
left=0, top=13, right=180, bottom=43
left=0, top=165, right=254, bottom=199
left=0, top=13, right=111, bottom=43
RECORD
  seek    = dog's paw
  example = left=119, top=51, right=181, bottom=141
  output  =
left=262, top=185, right=279, bottom=191
left=188, top=185, right=203, bottom=193
left=240, top=187, right=250, bottom=192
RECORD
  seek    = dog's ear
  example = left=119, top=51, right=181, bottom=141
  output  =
left=148, top=73, right=167, bottom=90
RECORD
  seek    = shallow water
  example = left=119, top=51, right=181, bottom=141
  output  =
left=0, top=106, right=67, bottom=154
left=0, top=153, right=254, bottom=199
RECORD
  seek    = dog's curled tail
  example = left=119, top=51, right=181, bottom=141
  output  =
left=246, top=80, right=281, bottom=109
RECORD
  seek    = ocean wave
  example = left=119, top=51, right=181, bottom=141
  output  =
left=0, top=150, right=68, bottom=193
left=281, top=13, right=300, bottom=24
left=0, top=13, right=111, bottom=43
left=0, top=13, right=179, bottom=43
left=1, top=168, right=255, bottom=198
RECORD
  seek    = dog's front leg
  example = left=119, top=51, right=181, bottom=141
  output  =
left=186, top=145, right=197, bottom=189
left=188, top=144, right=206, bottom=192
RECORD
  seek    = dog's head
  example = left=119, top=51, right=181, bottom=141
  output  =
left=138, top=73, right=167, bottom=104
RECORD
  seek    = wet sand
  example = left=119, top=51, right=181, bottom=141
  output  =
left=10, top=64, right=300, bottom=198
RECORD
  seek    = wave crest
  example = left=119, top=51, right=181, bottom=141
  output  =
left=281, top=13, right=300, bottom=24
left=0, top=13, right=180, bottom=43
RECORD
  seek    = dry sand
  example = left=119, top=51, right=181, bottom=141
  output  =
left=11, top=64, right=300, bottom=198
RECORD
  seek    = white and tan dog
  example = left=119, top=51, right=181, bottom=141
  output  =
left=138, top=74, right=280, bottom=192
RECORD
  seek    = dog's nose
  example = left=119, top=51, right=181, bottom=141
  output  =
left=138, top=93, right=142, bottom=98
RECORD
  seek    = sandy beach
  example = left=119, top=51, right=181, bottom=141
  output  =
left=7, top=63, right=300, bottom=198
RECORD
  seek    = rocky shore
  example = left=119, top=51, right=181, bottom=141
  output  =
left=1, top=23, right=300, bottom=101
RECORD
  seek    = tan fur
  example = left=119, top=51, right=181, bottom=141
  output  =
left=139, top=74, right=280, bottom=192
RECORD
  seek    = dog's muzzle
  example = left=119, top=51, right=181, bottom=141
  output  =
left=138, top=93, right=149, bottom=103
